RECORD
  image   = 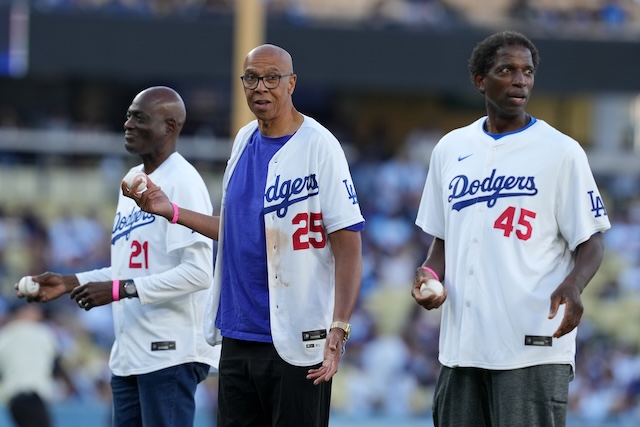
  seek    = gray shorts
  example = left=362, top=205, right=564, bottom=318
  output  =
left=432, top=364, right=572, bottom=427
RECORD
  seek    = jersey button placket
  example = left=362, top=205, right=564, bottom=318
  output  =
left=488, top=145, right=497, bottom=167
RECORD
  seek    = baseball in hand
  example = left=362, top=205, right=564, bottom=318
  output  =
left=18, top=276, right=39, bottom=296
left=420, top=279, right=444, bottom=297
left=123, top=170, right=147, bottom=194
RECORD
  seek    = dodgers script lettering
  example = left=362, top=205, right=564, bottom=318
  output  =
left=448, top=169, right=538, bottom=211
left=112, top=207, right=156, bottom=244
left=264, top=174, right=320, bottom=217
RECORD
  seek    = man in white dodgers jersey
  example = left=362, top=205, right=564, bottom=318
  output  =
left=17, top=87, right=218, bottom=427
left=412, top=31, right=611, bottom=427
left=123, top=44, right=364, bottom=427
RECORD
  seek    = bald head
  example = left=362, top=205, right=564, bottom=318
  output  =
left=243, top=44, right=294, bottom=74
left=134, top=86, right=186, bottom=131
left=124, top=86, right=188, bottom=165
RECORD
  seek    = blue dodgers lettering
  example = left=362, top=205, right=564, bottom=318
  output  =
left=448, top=169, right=538, bottom=211
left=264, top=174, right=320, bottom=217
left=112, top=206, right=156, bottom=244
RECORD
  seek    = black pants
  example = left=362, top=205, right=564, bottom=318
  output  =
left=8, top=391, right=52, bottom=427
left=217, top=337, right=332, bottom=427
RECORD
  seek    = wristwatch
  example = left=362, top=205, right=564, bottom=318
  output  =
left=330, top=321, right=351, bottom=342
left=123, top=279, right=138, bottom=298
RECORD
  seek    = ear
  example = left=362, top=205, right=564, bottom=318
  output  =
left=288, top=74, right=297, bottom=95
left=165, top=118, right=177, bottom=135
left=472, top=74, right=485, bottom=94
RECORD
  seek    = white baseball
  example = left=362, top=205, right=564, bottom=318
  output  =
left=18, top=276, right=39, bottom=296
left=420, top=279, right=444, bottom=297
left=123, top=170, right=147, bottom=194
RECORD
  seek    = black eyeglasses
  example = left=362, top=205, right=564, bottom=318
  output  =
left=240, top=73, right=294, bottom=90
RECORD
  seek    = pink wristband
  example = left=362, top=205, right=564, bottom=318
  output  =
left=419, top=266, right=440, bottom=282
left=112, top=280, right=120, bottom=302
left=170, top=203, right=179, bottom=224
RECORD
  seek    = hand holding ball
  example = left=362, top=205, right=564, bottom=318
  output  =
left=17, top=276, right=39, bottom=296
left=123, top=170, right=147, bottom=194
left=420, top=279, right=444, bottom=297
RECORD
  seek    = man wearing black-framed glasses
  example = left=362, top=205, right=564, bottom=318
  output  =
left=212, top=42, right=365, bottom=427
left=240, top=72, right=294, bottom=90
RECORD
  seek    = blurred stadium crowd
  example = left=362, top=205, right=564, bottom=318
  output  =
left=4, top=0, right=639, bottom=35
left=1, top=1, right=640, bottom=426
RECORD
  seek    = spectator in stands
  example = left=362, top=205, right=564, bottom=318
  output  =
left=0, top=302, right=75, bottom=427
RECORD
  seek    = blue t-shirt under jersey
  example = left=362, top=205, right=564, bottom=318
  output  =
left=217, top=129, right=288, bottom=342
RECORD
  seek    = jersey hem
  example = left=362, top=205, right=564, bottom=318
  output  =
left=439, top=357, right=575, bottom=372
left=110, top=356, right=217, bottom=377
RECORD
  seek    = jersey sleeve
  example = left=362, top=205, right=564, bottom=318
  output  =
left=136, top=242, right=213, bottom=305
left=75, top=266, right=113, bottom=284
left=556, top=144, right=611, bottom=250
left=416, top=141, right=446, bottom=239
left=318, top=146, right=365, bottom=234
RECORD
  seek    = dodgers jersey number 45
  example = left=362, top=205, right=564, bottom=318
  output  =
left=416, top=117, right=611, bottom=370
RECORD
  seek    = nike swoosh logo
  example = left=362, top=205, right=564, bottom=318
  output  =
left=458, top=154, right=473, bottom=161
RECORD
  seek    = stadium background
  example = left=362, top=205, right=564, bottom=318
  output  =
left=1, top=0, right=640, bottom=426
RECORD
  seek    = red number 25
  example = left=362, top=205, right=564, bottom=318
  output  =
left=292, top=212, right=326, bottom=250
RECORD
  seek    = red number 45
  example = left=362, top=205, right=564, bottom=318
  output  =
left=493, top=206, right=537, bottom=240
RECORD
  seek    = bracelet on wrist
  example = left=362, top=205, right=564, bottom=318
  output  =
left=419, top=266, right=440, bottom=282
left=112, top=279, right=120, bottom=302
left=170, top=203, right=179, bottom=224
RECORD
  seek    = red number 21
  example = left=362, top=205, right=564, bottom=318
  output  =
left=493, top=206, right=536, bottom=241
left=292, top=212, right=326, bottom=250
left=129, top=240, right=149, bottom=268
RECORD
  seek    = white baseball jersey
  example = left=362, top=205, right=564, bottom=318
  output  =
left=416, top=117, right=611, bottom=371
left=77, top=152, right=219, bottom=376
left=204, top=115, right=364, bottom=366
